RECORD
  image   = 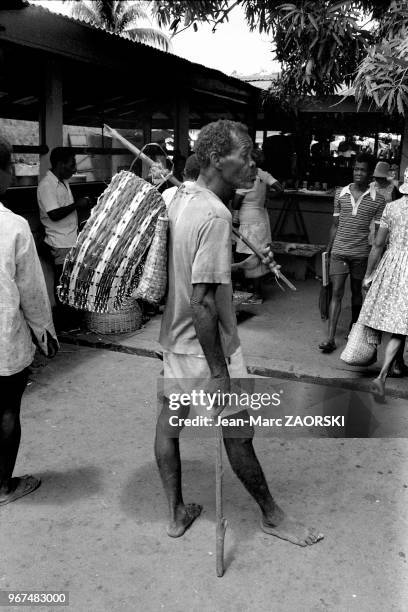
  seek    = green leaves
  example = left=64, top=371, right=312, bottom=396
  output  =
left=153, top=0, right=407, bottom=115
left=354, top=2, right=408, bottom=115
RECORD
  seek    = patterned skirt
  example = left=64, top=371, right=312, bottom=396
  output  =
left=358, top=247, right=408, bottom=335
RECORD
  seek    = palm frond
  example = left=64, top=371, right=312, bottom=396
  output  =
left=125, top=26, right=172, bottom=51
left=71, top=1, right=103, bottom=26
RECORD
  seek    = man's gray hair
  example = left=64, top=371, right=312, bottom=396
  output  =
left=195, top=120, right=250, bottom=169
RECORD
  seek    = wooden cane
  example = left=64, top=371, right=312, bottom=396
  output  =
left=103, top=124, right=182, bottom=187
left=215, top=421, right=227, bottom=577
left=232, top=228, right=297, bottom=291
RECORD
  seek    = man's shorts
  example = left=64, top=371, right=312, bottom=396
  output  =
left=329, top=254, right=368, bottom=280
left=162, top=346, right=250, bottom=417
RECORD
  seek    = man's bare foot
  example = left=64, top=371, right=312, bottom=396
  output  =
left=371, top=378, right=386, bottom=403
left=167, top=503, right=202, bottom=538
left=261, top=505, right=323, bottom=547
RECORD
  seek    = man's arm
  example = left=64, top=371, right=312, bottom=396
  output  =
left=258, top=168, right=283, bottom=194
left=190, top=283, right=228, bottom=379
left=15, top=224, right=59, bottom=356
left=327, top=216, right=339, bottom=253
left=327, top=188, right=341, bottom=253
left=363, top=226, right=388, bottom=287
left=47, top=197, right=89, bottom=221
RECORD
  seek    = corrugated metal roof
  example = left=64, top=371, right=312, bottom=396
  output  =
left=24, top=1, right=256, bottom=93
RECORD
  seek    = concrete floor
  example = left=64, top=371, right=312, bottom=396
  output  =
left=61, top=277, right=408, bottom=399
left=3, top=345, right=408, bottom=611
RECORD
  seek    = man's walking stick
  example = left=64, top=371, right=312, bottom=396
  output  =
left=215, top=421, right=227, bottom=577
left=232, top=228, right=296, bottom=291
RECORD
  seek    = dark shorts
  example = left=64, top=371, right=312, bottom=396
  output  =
left=330, top=254, right=368, bottom=280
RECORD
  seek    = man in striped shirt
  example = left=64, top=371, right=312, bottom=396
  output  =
left=319, top=153, right=385, bottom=353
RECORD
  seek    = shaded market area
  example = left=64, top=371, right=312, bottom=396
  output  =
left=1, top=3, right=408, bottom=611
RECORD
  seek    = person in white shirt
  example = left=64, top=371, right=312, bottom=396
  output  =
left=233, top=150, right=283, bottom=304
left=37, top=147, right=90, bottom=276
left=161, top=153, right=201, bottom=208
left=0, top=136, right=58, bottom=506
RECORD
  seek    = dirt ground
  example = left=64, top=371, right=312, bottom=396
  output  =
left=2, top=345, right=408, bottom=612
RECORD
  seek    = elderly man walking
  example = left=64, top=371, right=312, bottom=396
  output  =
left=0, top=136, right=58, bottom=505
left=154, top=120, right=323, bottom=547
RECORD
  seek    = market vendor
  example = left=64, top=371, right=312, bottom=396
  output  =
left=37, top=147, right=90, bottom=285
left=232, top=149, right=282, bottom=304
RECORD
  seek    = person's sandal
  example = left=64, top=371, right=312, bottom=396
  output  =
left=242, top=295, right=263, bottom=305
left=389, top=361, right=408, bottom=378
left=318, top=340, right=337, bottom=353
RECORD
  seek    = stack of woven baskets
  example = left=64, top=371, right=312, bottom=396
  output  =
left=58, top=171, right=169, bottom=334
left=83, top=297, right=143, bottom=335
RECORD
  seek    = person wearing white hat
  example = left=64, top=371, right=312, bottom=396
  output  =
left=359, top=166, right=408, bottom=399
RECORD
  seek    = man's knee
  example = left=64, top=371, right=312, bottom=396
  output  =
left=221, top=409, right=254, bottom=440
left=331, top=283, right=345, bottom=301
left=0, top=410, right=19, bottom=437
left=155, top=397, right=189, bottom=439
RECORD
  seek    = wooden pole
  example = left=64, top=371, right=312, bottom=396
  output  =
left=103, top=124, right=181, bottom=187
left=215, top=422, right=227, bottom=577
left=232, top=228, right=297, bottom=291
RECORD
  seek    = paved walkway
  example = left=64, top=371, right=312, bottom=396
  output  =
left=61, top=278, right=408, bottom=400
left=4, top=346, right=408, bottom=611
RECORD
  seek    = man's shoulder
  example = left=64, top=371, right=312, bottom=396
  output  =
left=373, top=192, right=386, bottom=205
left=0, top=205, right=31, bottom=237
left=38, top=170, right=56, bottom=191
left=172, top=184, right=229, bottom=221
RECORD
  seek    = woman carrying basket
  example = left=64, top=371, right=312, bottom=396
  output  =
left=358, top=169, right=408, bottom=400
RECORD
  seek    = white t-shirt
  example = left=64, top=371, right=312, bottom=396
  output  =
left=161, top=180, right=195, bottom=208
left=236, top=168, right=277, bottom=224
left=37, top=170, right=77, bottom=248
left=159, top=183, right=239, bottom=357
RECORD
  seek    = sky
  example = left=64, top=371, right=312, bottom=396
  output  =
left=31, top=1, right=280, bottom=76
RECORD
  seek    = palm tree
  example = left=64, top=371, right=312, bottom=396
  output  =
left=69, top=0, right=171, bottom=51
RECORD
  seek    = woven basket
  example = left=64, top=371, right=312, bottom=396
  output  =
left=134, top=215, right=168, bottom=304
left=340, top=322, right=381, bottom=366
left=84, top=297, right=142, bottom=335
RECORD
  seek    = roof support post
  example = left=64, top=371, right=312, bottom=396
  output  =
left=401, top=116, right=408, bottom=179
left=142, top=114, right=152, bottom=146
left=245, top=95, right=257, bottom=142
left=39, top=58, right=63, bottom=178
left=173, top=95, right=189, bottom=158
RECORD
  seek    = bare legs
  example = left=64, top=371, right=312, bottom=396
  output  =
left=0, top=370, right=27, bottom=492
left=327, top=274, right=347, bottom=342
left=372, top=334, right=405, bottom=399
left=350, top=277, right=364, bottom=324
left=155, top=402, right=323, bottom=546
left=154, top=400, right=202, bottom=537
left=320, top=274, right=363, bottom=351
left=0, top=369, right=40, bottom=505
left=319, top=273, right=347, bottom=351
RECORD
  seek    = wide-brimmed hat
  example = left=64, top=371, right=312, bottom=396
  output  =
left=373, top=161, right=391, bottom=178
left=399, top=167, right=408, bottom=194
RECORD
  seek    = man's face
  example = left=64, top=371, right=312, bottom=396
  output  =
left=61, top=157, right=77, bottom=180
left=218, top=133, right=255, bottom=190
left=353, top=161, right=370, bottom=186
